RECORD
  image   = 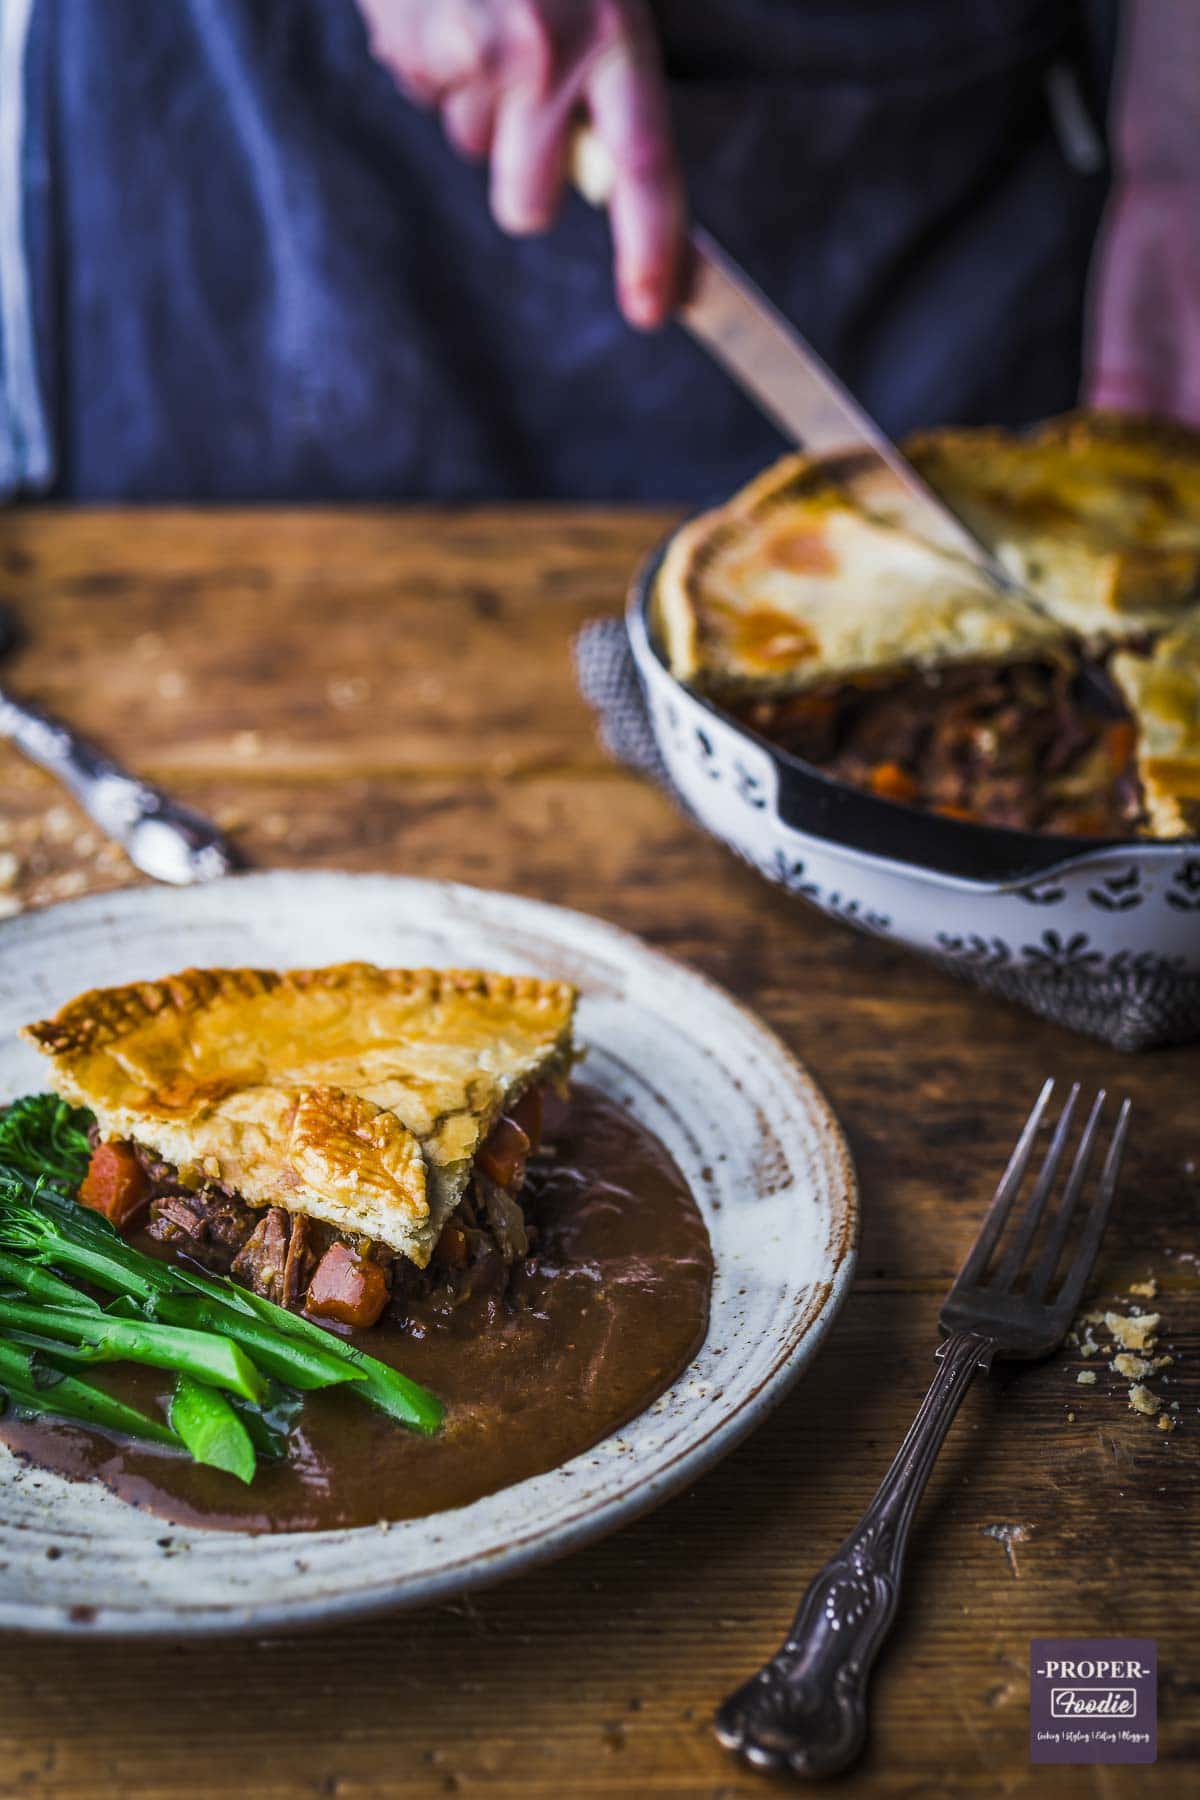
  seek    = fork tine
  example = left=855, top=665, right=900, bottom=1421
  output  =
left=1024, top=1089, right=1107, bottom=1300
left=954, top=1079, right=1055, bottom=1290
left=990, top=1084, right=1081, bottom=1292
left=1055, top=1098, right=1133, bottom=1318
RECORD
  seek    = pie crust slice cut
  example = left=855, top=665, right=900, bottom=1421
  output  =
left=23, top=964, right=577, bottom=1268
left=655, top=452, right=1067, bottom=696
left=905, top=411, right=1200, bottom=641
left=1111, top=608, right=1200, bottom=839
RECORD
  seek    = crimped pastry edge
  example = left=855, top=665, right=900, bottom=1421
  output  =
left=23, top=964, right=577, bottom=1060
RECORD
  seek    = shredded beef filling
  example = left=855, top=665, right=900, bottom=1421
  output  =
left=134, top=1136, right=537, bottom=1325
left=730, top=659, right=1143, bottom=837
left=229, top=1208, right=321, bottom=1309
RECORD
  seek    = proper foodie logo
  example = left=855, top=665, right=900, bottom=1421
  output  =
left=1030, top=1638, right=1156, bottom=1764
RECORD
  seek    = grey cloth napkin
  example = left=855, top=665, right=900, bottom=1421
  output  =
left=573, top=617, right=670, bottom=788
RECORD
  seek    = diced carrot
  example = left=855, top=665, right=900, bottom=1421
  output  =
left=868, top=761, right=919, bottom=803
left=475, top=1113, right=531, bottom=1190
left=435, top=1222, right=469, bottom=1269
left=1058, top=806, right=1109, bottom=837
left=305, top=1244, right=390, bottom=1329
left=771, top=692, right=838, bottom=733
left=506, top=1084, right=544, bottom=1156
left=78, top=1141, right=149, bottom=1232
left=1103, top=720, right=1137, bottom=775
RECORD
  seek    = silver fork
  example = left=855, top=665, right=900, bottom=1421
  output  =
left=714, top=1078, right=1133, bottom=1780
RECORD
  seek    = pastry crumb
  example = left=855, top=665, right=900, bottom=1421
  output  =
left=1128, top=1383, right=1161, bottom=1417
left=46, top=869, right=89, bottom=900
left=980, top=1522, right=1031, bottom=1578
left=42, top=805, right=76, bottom=844
left=328, top=676, right=369, bottom=710
left=1105, top=1311, right=1159, bottom=1351
left=1157, top=1414, right=1176, bottom=1432
left=1127, top=1278, right=1158, bottom=1299
left=1076, top=1370, right=1097, bottom=1385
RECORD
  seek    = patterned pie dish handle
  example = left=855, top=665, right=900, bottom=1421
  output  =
left=625, top=546, right=1200, bottom=1052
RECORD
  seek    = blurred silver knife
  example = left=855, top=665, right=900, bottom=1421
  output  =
left=0, top=686, right=236, bottom=884
left=570, top=127, right=1010, bottom=577
left=0, top=607, right=235, bottom=886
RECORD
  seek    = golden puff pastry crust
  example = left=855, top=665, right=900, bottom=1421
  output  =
left=655, top=452, right=1065, bottom=695
left=905, top=411, right=1200, bottom=641
left=1111, top=609, right=1200, bottom=839
left=24, top=964, right=577, bottom=1266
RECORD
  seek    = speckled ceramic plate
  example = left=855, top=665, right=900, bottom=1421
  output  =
left=0, top=872, right=856, bottom=1636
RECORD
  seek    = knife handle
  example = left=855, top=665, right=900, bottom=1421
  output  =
left=567, top=122, right=616, bottom=209
left=0, top=685, right=236, bottom=886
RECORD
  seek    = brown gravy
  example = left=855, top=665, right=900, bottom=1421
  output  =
left=0, top=1087, right=713, bottom=1532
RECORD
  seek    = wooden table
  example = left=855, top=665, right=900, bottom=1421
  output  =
left=0, top=508, right=1195, bottom=1799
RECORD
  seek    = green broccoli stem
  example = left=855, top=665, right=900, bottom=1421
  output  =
left=169, top=1374, right=257, bottom=1484
left=0, top=1249, right=101, bottom=1311
left=238, top=1290, right=445, bottom=1435
left=0, top=1339, right=179, bottom=1447
left=151, top=1293, right=364, bottom=1392
left=8, top=1233, right=163, bottom=1304
left=0, top=1298, right=269, bottom=1404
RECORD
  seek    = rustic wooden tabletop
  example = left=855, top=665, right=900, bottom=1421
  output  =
left=0, top=507, right=1195, bottom=1799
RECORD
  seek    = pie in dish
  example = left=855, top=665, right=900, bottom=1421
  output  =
left=656, top=418, right=1200, bottom=841
left=905, top=412, right=1200, bottom=641
left=1111, top=609, right=1200, bottom=838
left=657, top=452, right=1066, bottom=694
left=24, top=964, right=576, bottom=1325
left=655, top=451, right=1138, bottom=837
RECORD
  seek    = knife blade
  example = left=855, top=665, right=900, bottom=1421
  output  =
left=569, top=126, right=1011, bottom=577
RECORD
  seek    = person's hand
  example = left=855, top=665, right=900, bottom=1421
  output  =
left=1084, top=0, right=1200, bottom=424
left=358, top=0, right=686, bottom=329
left=1086, top=174, right=1200, bottom=424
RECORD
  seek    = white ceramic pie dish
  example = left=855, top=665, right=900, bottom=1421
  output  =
left=0, top=871, right=856, bottom=1635
left=626, top=546, right=1200, bottom=1051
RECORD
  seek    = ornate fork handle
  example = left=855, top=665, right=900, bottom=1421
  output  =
left=714, top=1328, right=995, bottom=1778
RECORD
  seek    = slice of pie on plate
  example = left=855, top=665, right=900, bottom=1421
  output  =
left=24, top=965, right=577, bottom=1320
left=1111, top=609, right=1200, bottom=839
left=905, top=411, right=1200, bottom=641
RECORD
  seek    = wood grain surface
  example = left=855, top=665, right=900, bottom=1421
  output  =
left=0, top=507, right=1196, bottom=1799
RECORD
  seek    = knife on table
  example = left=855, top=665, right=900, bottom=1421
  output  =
left=569, top=126, right=1017, bottom=586
left=0, top=606, right=235, bottom=886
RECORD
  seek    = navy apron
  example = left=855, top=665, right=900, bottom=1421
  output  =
left=17, top=0, right=1114, bottom=501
